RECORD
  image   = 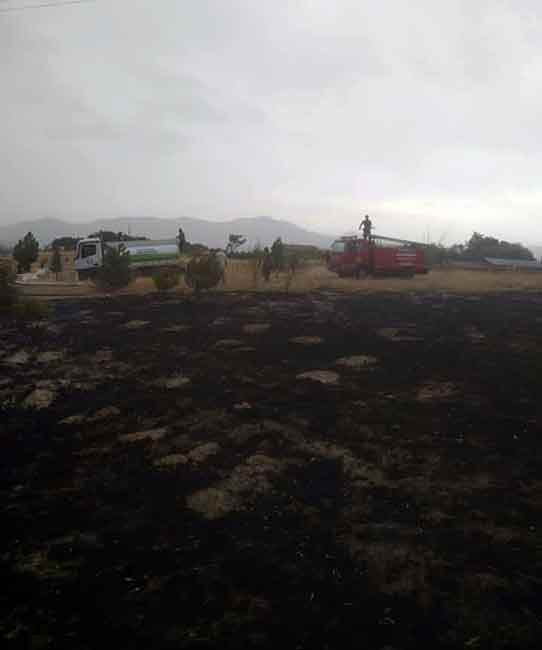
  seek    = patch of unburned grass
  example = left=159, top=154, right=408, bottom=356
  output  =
left=87, top=262, right=542, bottom=296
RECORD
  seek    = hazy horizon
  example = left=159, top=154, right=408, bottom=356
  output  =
left=3, top=1, right=542, bottom=245
left=1, top=213, right=336, bottom=232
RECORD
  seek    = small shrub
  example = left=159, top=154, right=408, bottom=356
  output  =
left=95, top=248, right=132, bottom=291
left=0, top=262, right=17, bottom=310
left=13, top=299, right=51, bottom=321
left=153, top=268, right=180, bottom=292
left=185, top=255, right=223, bottom=293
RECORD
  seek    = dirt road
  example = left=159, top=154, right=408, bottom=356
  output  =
left=2, top=291, right=542, bottom=648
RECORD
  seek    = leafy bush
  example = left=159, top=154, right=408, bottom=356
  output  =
left=0, top=262, right=17, bottom=310
left=13, top=231, right=39, bottom=273
left=95, top=247, right=132, bottom=291
left=152, top=268, right=180, bottom=292
left=185, top=255, right=223, bottom=293
left=0, top=263, right=50, bottom=320
left=13, top=299, right=51, bottom=321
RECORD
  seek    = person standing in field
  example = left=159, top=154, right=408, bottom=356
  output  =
left=213, top=249, right=227, bottom=286
left=261, top=247, right=272, bottom=282
left=360, top=214, right=373, bottom=240
left=177, top=228, right=186, bottom=254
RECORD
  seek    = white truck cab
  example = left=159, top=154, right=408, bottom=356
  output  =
left=74, top=238, right=104, bottom=278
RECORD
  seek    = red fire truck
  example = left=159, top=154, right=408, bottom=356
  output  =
left=328, top=234, right=428, bottom=278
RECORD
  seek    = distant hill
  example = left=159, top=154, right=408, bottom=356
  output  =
left=0, top=216, right=334, bottom=250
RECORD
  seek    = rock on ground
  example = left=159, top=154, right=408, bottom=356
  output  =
left=36, top=351, right=65, bottom=364
left=186, top=442, right=220, bottom=463
left=417, top=381, right=458, bottom=402
left=4, top=350, right=30, bottom=366
left=243, top=323, right=271, bottom=334
left=155, top=375, right=191, bottom=389
left=297, top=370, right=340, bottom=385
left=119, top=428, right=167, bottom=443
left=154, top=453, right=188, bottom=469
left=336, top=355, right=378, bottom=369
left=59, top=414, right=86, bottom=425
left=377, top=327, right=422, bottom=342
left=23, top=388, right=56, bottom=410
left=162, top=325, right=191, bottom=333
left=122, top=320, right=150, bottom=330
left=290, top=336, right=324, bottom=345
left=213, top=339, right=244, bottom=349
left=91, top=406, right=121, bottom=420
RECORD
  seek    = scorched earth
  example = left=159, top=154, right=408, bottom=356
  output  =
left=2, top=290, right=542, bottom=649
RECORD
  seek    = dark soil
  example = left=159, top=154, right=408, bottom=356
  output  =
left=2, top=290, right=542, bottom=649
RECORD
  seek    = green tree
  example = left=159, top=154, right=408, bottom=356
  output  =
left=13, top=232, right=39, bottom=273
left=271, top=237, right=285, bottom=270
left=95, top=247, right=132, bottom=290
left=463, top=232, right=534, bottom=261
left=424, top=243, right=448, bottom=267
left=50, top=247, right=63, bottom=280
left=225, top=234, right=247, bottom=256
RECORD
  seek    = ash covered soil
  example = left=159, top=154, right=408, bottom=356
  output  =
left=2, top=291, right=542, bottom=649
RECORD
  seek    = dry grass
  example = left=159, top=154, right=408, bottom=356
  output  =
left=131, top=263, right=542, bottom=295
left=213, top=262, right=542, bottom=294
left=24, top=261, right=542, bottom=298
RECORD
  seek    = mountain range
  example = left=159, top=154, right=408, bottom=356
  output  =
left=0, top=216, right=335, bottom=250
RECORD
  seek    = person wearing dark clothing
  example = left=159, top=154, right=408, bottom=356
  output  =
left=359, top=214, right=372, bottom=240
left=177, top=228, right=186, bottom=254
left=261, top=247, right=273, bottom=282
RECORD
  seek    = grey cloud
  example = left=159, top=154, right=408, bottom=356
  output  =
left=2, top=0, right=542, bottom=244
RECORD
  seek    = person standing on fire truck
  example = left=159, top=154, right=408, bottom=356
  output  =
left=359, top=214, right=373, bottom=240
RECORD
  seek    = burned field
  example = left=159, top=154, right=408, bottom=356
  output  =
left=2, top=291, right=542, bottom=649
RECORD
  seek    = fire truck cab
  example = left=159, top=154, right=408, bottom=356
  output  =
left=328, top=235, right=427, bottom=278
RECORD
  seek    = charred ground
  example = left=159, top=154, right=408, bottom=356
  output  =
left=2, top=291, right=542, bottom=649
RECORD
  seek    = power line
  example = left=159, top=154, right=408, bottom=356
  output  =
left=0, top=0, right=97, bottom=12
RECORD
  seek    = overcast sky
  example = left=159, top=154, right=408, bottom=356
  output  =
left=2, top=0, right=542, bottom=243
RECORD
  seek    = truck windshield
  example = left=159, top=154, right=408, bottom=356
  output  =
left=331, top=241, right=345, bottom=253
left=81, top=244, right=97, bottom=259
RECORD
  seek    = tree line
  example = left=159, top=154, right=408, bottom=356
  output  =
left=2, top=228, right=538, bottom=275
left=424, top=232, right=535, bottom=266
